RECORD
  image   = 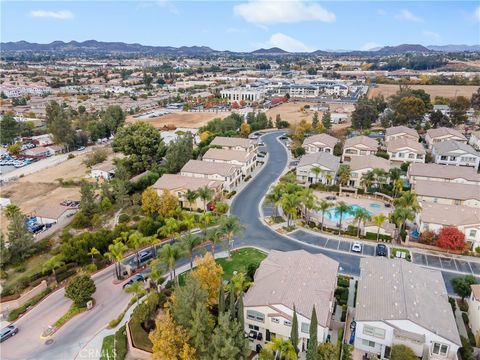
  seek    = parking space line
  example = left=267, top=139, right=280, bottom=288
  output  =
left=467, top=261, right=474, bottom=274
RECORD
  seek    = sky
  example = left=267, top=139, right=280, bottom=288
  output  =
left=1, top=1, right=480, bottom=52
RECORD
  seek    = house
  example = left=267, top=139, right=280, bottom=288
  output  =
left=348, top=155, right=391, bottom=189
left=432, top=141, right=480, bottom=169
left=425, top=127, right=467, bottom=149
left=302, top=133, right=339, bottom=154
left=243, top=250, right=338, bottom=351
left=467, top=285, right=480, bottom=346
left=354, top=258, right=461, bottom=359
left=296, top=152, right=340, bottom=185
left=202, top=148, right=257, bottom=175
left=152, top=174, right=223, bottom=210
left=468, top=130, right=480, bottom=150
left=417, top=202, right=480, bottom=250
left=386, top=138, right=425, bottom=164
left=210, top=136, right=257, bottom=153
left=22, top=146, right=51, bottom=158
left=408, top=163, right=480, bottom=187
left=46, top=145, right=66, bottom=156
left=91, top=160, right=115, bottom=180
left=385, top=126, right=419, bottom=143
left=342, top=136, right=378, bottom=162
left=413, top=180, right=480, bottom=208
left=34, top=204, right=77, bottom=225
left=180, top=160, right=242, bottom=191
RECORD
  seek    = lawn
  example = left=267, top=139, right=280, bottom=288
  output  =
left=391, top=247, right=411, bottom=261
left=4, top=252, right=52, bottom=288
left=100, top=335, right=115, bottom=360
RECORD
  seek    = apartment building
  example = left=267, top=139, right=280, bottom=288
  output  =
left=243, top=250, right=338, bottom=352
left=386, top=138, right=426, bottom=164
left=180, top=159, right=242, bottom=191
left=408, top=163, right=480, bottom=187
left=414, top=180, right=480, bottom=208
left=425, top=127, right=467, bottom=149
left=354, top=258, right=461, bottom=360
left=342, top=136, right=379, bottom=162
left=202, top=148, right=257, bottom=175
left=220, top=87, right=265, bottom=104
left=296, top=152, right=340, bottom=185
left=302, top=133, right=339, bottom=154
left=210, top=136, right=257, bottom=153
left=432, top=141, right=480, bottom=169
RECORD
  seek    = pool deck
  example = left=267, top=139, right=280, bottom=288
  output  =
left=313, top=191, right=393, bottom=229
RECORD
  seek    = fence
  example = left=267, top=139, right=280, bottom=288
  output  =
left=0, top=280, right=48, bottom=313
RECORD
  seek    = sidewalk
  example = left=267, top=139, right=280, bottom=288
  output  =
left=454, top=308, right=468, bottom=339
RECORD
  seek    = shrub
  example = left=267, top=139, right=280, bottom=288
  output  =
left=462, top=312, right=469, bottom=325
left=436, top=227, right=466, bottom=250
left=341, top=304, right=347, bottom=322
left=335, top=287, right=349, bottom=306
left=337, top=275, right=350, bottom=288
left=128, top=319, right=153, bottom=352
left=118, top=214, right=130, bottom=223
left=475, top=246, right=480, bottom=254
left=83, top=148, right=108, bottom=167
left=448, top=297, right=457, bottom=312
left=459, top=300, right=469, bottom=312
left=244, top=175, right=252, bottom=181
left=364, top=232, right=391, bottom=241
left=459, top=336, right=474, bottom=360
left=419, top=230, right=436, bottom=245
left=15, top=264, right=26, bottom=273
left=0, top=270, right=7, bottom=279
left=67, top=154, right=75, bottom=159
left=65, top=274, right=96, bottom=307
left=84, top=263, right=97, bottom=273
left=71, top=212, right=91, bottom=229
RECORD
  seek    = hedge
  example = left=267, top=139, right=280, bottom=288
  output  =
left=7, top=288, right=52, bottom=321
left=337, top=275, right=350, bottom=288
left=364, top=232, right=392, bottom=241
left=56, top=270, right=76, bottom=283
left=335, top=287, right=349, bottom=306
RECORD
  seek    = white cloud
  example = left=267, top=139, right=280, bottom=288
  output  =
left=234, top=0, right=335, bottom=25
left=475, top=6, right=480, bottom=21
left=394, top=9, right=422, bottom=23
left=256, top=33, right=312, bottom=52
left=360, top=42, right=382, bottom=51
left=30, top=10, right=73, bottom=20
left=423, top=30, right=440, bottom=41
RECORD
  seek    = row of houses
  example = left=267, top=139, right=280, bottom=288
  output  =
left=151, top=136, right=258, bottom=208
left=243, top=250, right=462, bottom=360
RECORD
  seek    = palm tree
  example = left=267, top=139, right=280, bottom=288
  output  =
left=267, top=337, right=298, bottom=360
left=392, top=178, right=404, bottom=198
left=334, top=201, right=352, bottom=235
left=219, top=215, right=245, bottom=258
left=360, top=171, right=375, bottom=192
left=353, top=208, right=372, bottom=238
left=199, top=212, right=213, bottom=235
left=281, top=193, right=301, bottom=227
left=127, top=231, right=147, bottom=268
left=372, top=168, right=388, bottom=189
left=371, top=213, right=388, bottom=242
left=124, top=281, right=146, bottom=305
left=185, top=189, right=199, bottom=210
left=88, top=247, right=100, bottom=265
left=42, top=255, right=65, bottom=279
left=197, top=186, right=213, bottom=236
left=391, top=207, right=415, bottom=241
left=388, top=167, right=402, bottom=182
left=105, top=240, right=129, bottom=279
left=157, top=218, right=180, bottom=240
left=181, top=211, right=196, bottom=231
left=394, top=191, right=419, bottom=211
left=317, top=200, right=333, bottom=231
left=180, top=232, right=201, bottom=269
left=158, top=243, right=184, bottom=284
left=231, top=272, right=251, bottom=297
left=299, top=188, right=316, bottom=223
left=337, top=164, right=351, bottom=186
left=207, top=227, right=224, bottom=256
left=265, top=185, right=283, bottom=218
left=148, top=259, right=165, bottom=292
left=311, top=166, right=322, bottom=184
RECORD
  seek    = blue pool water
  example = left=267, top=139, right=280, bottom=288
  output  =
left=324, top=205, right=372, bottom=222
left=370, top=203, right=381, bottom=209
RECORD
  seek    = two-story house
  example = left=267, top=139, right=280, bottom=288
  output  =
left=243, top=250, right=339, bottom=353
left=407, top=163, right=480, bottom=187
left=386, top=138, right=426, bottom=164
left=210, top=136, right=257, bottom=153
left=202, top=148, right=257, bottom=175
left=342, top=136, right=379, bottom=162
left=467, top=285, right=480, bottom=346
left=348, top=155, right=391, bottom=189
left=354, top=258, right=461, bottom=360
left=414, top=180, right=480, bottom=208
left=180, top=159, right=242, bottom=192
left=425, top=127, right=467, bottom=149
left=432, top=140, right=480, bottom=169
left=296, top=152, right=340, bottom=185
left=385, top=126, right=419, bottom=143
left=302, top=133, right=339, bottom=154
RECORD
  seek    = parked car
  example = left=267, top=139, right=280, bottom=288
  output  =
left=122, top=274, right=144, bottom=289
left=351, top=242, right=362, bottom=253
left=77, top=146, right=86, bottom=151
left=376, top=244, right=388, bottom=257
left=139, top=250, right=153, bottom=263
left=1, top=325, right=18, bottom=342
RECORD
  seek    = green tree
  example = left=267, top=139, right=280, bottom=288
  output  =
left=112, top=121, right=166, bottom=173
left=334, top=201, right=352, bottom=235
left=393, top=96, right=426, bottom=126
left=180, top=232, right=202, bottom=269
left=317, top=200, right=333, bottom=231
left=104, top=240, right=128, bottom=279
left=390, top=207, right=415, bottom=240
left=312, top=111, right=319, bottom=129
left=237, top=291, right=244, bottom=330
left=88, top=247, right=100, bottom=264
left=321, top=111, right=331, bottom=130
left=42, top=255, right=65, bottom=278
left=79, top=181, right=97, bottom=218
left=390, top=344, right=417, bottom=360
left=311, top=166, right=322, bottom=184
left=65, top=275, right=96, bottom=307
left=158, top=243, right=183, bottom=283
left=353, top=207, right=371, bottom=238
left=127, top=231, right=148, bottom=268
left=0, top=113, right=19, bottom=144
left=265, top=185, right=283, bottom=218
left=219, top=215, right=244, bottom=257
left=290, top=306, right=299, bottom=354
left=46, top=101, right=76, bottom=151
left=7, top=210, right=34, bottom=262
left=306, top=306, right=318, bottom=360
left=207, top=227, right=224, bottom=256
left=171, top=275, right=208, bottom=328
left=449, top=96, right=470, bottom=126
left=198, top=186, right=213, bottom=235
left=351, top=103, right=376, bottom=129
left=185, top=189, right=199, bottom=210
left=337, top=165, right=351, bottom=186
left=317, top=342, right=338, bottom=360
left=451, top=275, right=477, bottom=300
left=267, top=337, right=297, bottom=360
left=189, top=302, right=214, bottom=358
left=124, top=280, right=146, bottom=305
left=102, top=105, right=125, bottom=135
left=211, top=311, right=248, bottom=360
left=165, top=135, right=193, bottom=173
left=218, top=283, right=225, bottom=314
left=371, top=213, right=388, bottom=242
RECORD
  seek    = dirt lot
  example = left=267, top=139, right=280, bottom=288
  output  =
left=368, top=84, right=479, bottom=99
left=127, top=110, right=231, bottom=129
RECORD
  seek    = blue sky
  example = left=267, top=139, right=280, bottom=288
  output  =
left=2, top=1, right=479, bottom=52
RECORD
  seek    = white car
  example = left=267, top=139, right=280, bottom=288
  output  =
left=351, top=242, right=362, bottom=253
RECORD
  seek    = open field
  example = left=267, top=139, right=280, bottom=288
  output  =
left=368, top=84, right=479, bottom=99
left=127, top=110, right=231, bottom=129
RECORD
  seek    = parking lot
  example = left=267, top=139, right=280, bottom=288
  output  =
left=411, top=252, right=480, bottom=276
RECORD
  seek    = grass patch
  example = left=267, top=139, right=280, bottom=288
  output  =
left=54, top=303, right=88, bottom=328
left=100, top=335, right=115, bottom=360
left=216, top=248, right=267, bottom=280
left=4, top=253, right=52, bottom=289
left=115, top=325, right=127, bottom=360
left=129, top=319, right=153, bottom=352
left=391, top=248, right=411, bottom=261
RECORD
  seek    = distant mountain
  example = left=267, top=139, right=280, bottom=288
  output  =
left=250, top=47, right=289, bottom=55
left=427, top=44, right=480, bottom=52
left=375, top=44, right=432, bottom=55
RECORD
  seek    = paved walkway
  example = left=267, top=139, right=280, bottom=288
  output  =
left=347, top=279, right=356, bottom=308
left=454, top=308, right=469, bottom=339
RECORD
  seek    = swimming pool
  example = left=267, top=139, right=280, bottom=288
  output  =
left=370, top=203, right=382, bottom=209
left=323, top=205, right=372, bottom=222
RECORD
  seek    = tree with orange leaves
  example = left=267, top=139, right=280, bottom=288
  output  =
left=191, top=252, right=223, bottom=306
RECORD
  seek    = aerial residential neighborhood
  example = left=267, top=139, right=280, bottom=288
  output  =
left=0, top=1, right=480, bottom=360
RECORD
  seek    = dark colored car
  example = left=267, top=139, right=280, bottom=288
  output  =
left=1, top=325, right=18, bottom=342
left=139, top=250, right=153, bottom=263
left=123, top=274, right=144, bottom=289
left=376, top=244, right=388, bottom=257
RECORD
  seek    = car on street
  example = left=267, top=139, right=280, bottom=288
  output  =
left=257, top=151, right=267, bottom=158
left=1, top=325, right=18, bottom=342
left=77, top=146, right=86, bottom=151
left=351, top=242, right=362, bottom=253
left=257, top=142, right=265, bottom=147
left=122, top=274, right=144, bottom=289
left=376, top=244, right=388, bottom=257
left=139, top=250, right=153, bottom=263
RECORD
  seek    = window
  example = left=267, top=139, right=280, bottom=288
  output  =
left=408, top=154, right=415, bottom=159
left=249, top=324, right=259, bottom=331
left=398, top=153, right=404, bottom=158
left=284, top=320, right=292, bottom=327
left=469, top=230, right=477, bottom=238
left=246, top=310, right=265, bottom=323
left=363, top=325, right=386, bottom=339
left=362, top=339, right=376, bottom=348
left=432, top=343, right=449, bottom=356
left=301, top=322, right=310, bottom=333
left=271, top=318, right=280, bottom=324
left=440, top=156, right=448, bottom=161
